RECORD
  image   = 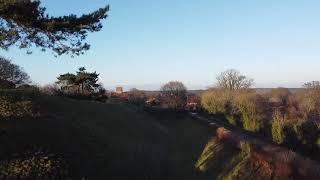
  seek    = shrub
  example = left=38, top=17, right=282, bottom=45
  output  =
left=0, top=79, right=15, bottom=89
left=201, top=89, right=268, bottom=130
left=127, top=89, right=147, bottom=105
left=0, top=89, right=38, bottom=119
left=226, top=114, right=239, bottom=126
left=0, top=150, right=70, bottom=179
left=271, top=109, right=304, bottom=147
left=235, top=91, right=268, bottom=132
left=296, top=89, right=320, bottom=121
left=201, top=85, right=320, bottom=157
left=201, top=89, right=233, bottom=114
left=160, top=81, right=187, bottom=109
left=294, top=120, right=319, bottom=147
left=268, top=87, right=292, bottom=105
left=240, top=141, right=252, bottom=155
left=200, top=83, right=320, bottom=160
left=271, top=111, right=287, bottom=144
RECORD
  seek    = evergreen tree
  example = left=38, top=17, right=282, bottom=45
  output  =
left=0, top=0, right=109, bottom=56
left=56, top=67, right=100, bottom=94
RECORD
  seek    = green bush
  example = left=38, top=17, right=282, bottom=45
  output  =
left=271, top=111, right=287, bottom=144
left=235, top=92, right=268, bottom=132
left=271, top=110, right=304, bottom=147
left=201, top=89, right=242, bottom=126
left=271, top=111, right=320, bottom=153
left=201, top=89, right=233, bottom=114
left=226, top=114, right=238, bottom=126
left=201, top=90, right=267, bottom=132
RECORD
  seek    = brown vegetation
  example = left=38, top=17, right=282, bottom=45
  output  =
left=216, top=127, right=320, bottom=179
left=202, top=86, right=320, bottom=158
left=160, top=81, right=187, bottom=109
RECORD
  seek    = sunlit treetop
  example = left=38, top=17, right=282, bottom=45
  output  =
left=0, top=0, right=109, bottom=57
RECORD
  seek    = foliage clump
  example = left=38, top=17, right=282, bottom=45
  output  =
left=0, top=150, right=70, bottom=179
left=201, top=89, right=267, bottom=132
left=0, top=89, right=38, bottom=119
left=0, top=0, right=109, bottom=56
left=0, top=57, right=31, bottom=88
left=127, top=88, right=147, bottom=106
left=55, top=67, right=107, bottom=101
left=234, top=91, right=268, bottom=132
left=201, top=71, right=320, bottom=156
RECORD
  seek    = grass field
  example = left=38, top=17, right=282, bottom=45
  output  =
left=1, top=94, right=299, bottom=179
left=0, top=95, right=220, bottom=179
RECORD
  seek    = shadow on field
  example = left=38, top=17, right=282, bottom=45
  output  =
left=0, top=96, right=217, bottom=180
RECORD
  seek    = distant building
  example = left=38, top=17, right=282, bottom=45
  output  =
left=116, top=87, right=124, bottom=94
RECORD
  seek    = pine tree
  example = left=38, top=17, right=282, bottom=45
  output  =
left=56, top=67, right=100, bottom=94
left=0, top=0, right=109, bottom=56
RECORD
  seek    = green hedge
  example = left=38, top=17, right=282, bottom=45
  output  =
left=201, top=90, right=267, bottom=132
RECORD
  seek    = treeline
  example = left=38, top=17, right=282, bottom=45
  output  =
left=201, top=69, right=320, bottom=158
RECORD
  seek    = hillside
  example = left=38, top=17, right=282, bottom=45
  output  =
left=0, top=94, right=317, bottom=179
left=0, top=95, right=214, bottom=179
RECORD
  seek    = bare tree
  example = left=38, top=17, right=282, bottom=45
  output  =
left=0, top=56, right=31, bottom=87
left=160, top=81, right=187, bottom=109
left=216, top=69, right=254, bottom=90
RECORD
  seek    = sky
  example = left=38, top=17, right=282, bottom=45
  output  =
left=1, top=0, right=320, bottom=90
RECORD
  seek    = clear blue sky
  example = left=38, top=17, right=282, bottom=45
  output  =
left=1, top=0, right=320, bottom=90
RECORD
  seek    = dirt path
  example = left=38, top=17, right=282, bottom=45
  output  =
left=189, top=112, right=274, bottom=146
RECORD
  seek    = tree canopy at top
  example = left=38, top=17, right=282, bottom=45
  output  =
left=0, top=0, right=109, bottom=56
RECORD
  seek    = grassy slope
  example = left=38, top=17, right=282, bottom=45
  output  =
left=0, top=95, right=276, bottom=179
left=195, top=138, right=274, bottom=180
left=0, top=96, right=215, bottom=179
